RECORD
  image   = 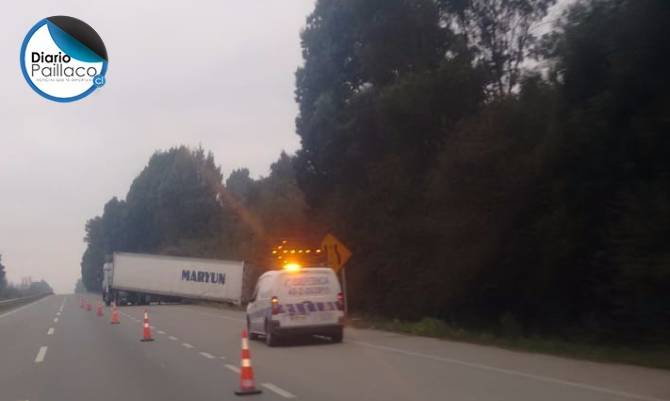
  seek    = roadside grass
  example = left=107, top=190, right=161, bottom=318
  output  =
left=347, top=316, right=670, bottom=370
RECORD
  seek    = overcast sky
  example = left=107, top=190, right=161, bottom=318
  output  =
left=0, top=0, right=315, bottom=293
left=0, top=0, right=572, bottom=294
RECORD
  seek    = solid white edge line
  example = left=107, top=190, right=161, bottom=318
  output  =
left=350, top=341, right=669, bottom=401
left=262, top=383, right=296, bottom=399
left=34, top=346, right=48, bottom=363
left=47, top=327, right=54, bottom=335
left=182, top=343, right=194, bottom=349
left=225, top=364, right=240, bottom=373
left=0, top=296, right=50, bottom=319
left=199, top=352, right=215, bottom=359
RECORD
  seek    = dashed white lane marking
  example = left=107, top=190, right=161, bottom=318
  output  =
left=225, top=364, right=240, bottom=373
left=53, top=317, right=58, bottom=323
left=262, top=383, right=296, bottom=399
left=168, top=336, right=178, bottom=341
left=182, top=343, right=194, bottom=349
left=199, top=352, right=215, bottom=359
left=350, top=341, right=669, bottom=401
left=0, top=296, right=50, bottom=319
left=219, top=356, right=226, bottom=360
left=157, top=330, right=166, bottom=335
left=34, top=346, right=48, bottom=363
left=150, top=326, right=156, bottom=330
left=47, top=327, right=54, bottom=336
left=56, top=312, right=61, bottom=316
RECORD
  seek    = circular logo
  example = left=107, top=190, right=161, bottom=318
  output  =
left=20, top=16, right=108, bottom=102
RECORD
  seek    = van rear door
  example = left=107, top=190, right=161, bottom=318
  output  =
left=276, top=269, right=342, bottom=328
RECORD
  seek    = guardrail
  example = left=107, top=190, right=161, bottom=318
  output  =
left=0, top=293, right=51, bottom=312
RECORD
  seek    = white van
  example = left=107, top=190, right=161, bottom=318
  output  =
left=246, top=266, right=344, bottom=346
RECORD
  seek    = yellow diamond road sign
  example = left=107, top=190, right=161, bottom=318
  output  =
left=320, top=233, right=351, bottom=272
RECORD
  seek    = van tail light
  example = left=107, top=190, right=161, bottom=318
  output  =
left=336, top=292, right=344, bottom=311
left=271, top=296, right=280, bottom=315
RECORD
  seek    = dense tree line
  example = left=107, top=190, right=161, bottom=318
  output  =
left=81, top=0, right=669, bottom=343
left=292, top=0, right=669, bottom=342
left=80, top=147, right=309, bottom=292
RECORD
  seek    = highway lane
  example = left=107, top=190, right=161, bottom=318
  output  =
left=119, top=301, right=670, bottom=401
left=1, top=294, right=669, bottom=401
left=1, top=295, right=272, bottom=401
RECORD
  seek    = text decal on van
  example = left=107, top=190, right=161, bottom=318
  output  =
left=181, top=270, right=226, bottom=285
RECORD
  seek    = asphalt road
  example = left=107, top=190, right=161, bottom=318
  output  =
left=1, top=295, right=669, bottom=401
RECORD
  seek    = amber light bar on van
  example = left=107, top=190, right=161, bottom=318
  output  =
left=283, top=263, right=301, bottom=272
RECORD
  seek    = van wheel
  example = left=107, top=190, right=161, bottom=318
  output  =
left=331, top=327, right=343, bottom=343
left=247, top=318, right=258, bottom=340
left=265, top=320, right=278, bottom=347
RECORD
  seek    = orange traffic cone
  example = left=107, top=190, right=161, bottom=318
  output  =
left=234, top=329, right=262, bottom=395
left=86, top=302, right=92, bottom=312
left=140, top=309, right=154, bottom=342
left=96, top=302, right=104, bottom=317
left=110, top=303, right=120, bottom=325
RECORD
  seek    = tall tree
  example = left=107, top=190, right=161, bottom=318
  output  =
left=294, top=0, right=457, bottom=207
left=125, top=146, right=225, bottom=254
left=0, top=254, right=7, bottom=295
left=81, top=217, right=104, bottom=292
left=438, top=0, right=557, bottom=97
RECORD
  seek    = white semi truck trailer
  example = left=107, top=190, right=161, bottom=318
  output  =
left=102, top=252, right=246, bottom=306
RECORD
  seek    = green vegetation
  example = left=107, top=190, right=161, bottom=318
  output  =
left=80, top=148, right=310, bottom=291
left=349, top=315, right=670, bottom=370
left=81, top=0, right=669, bottom=355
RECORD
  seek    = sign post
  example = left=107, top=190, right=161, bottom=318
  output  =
left=341, top=264, right=349, bottom=314
left=320, top=233, right=352, bottom=315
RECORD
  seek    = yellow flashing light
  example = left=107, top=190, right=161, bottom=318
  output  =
left=283, top=263, right=301, bottom=272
